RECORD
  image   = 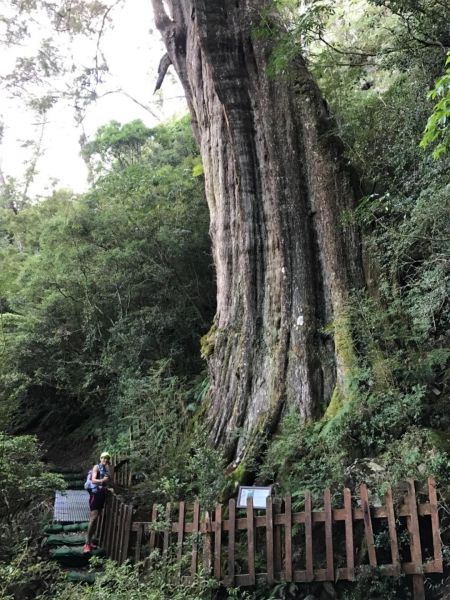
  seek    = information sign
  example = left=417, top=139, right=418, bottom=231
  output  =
left=237, top=485, right=273, bottom=509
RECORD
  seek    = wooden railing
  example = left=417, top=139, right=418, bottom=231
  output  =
left=112, top=455, right=132, bottom=487
left=95, top=491, right=133, bottom=564
left=130, top=478, right=443, bottom=600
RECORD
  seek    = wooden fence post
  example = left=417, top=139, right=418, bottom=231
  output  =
left=406, top=480, right=425, bottom=600
left=191, top=501, right=200, bottom=577
left=176, top=501, right=185, bottom=577
left=428, top=478, right=443, bottom=572
left=112, top=497, right=121, bottom=561
left=227, top=499, right=236, bottom=586
left=203, top=510, right=213, bottom=576
left=305, top=491, right=313, bottom=582
left=247, top=496, right=256, bottom=585
left=149, top=503, right=158, bottom=554
left=343, top=488, right=354, bottom=581
left=163, top=502, right=171, bottom=557
left=214, top=503, right=222, bottom=580
left=360, top=484, right=377, bottom=567
left=120, top=504, right=133, bottom=564
left=266, top=496, right=274, bottom=585
left=385, top=486, right=400, bottom=576
left=324, top=488, right=334, bottom=581
left=104, top=493, right=114, bottom=556
left=284, top=495, right=293, bottom=582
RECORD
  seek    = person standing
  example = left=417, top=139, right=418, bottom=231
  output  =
left=83, top=451, right=113, bottom=553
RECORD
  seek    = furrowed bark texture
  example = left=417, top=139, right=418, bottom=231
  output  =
left=152, top=0, right=362, bottom=464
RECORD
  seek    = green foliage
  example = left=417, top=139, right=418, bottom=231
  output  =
left=340, top=569, right=410, bottom=600
left=254, top=0, right=335, bottom=76
left=421, top=52, right=450, bottom=158
left=43, top=556, right=254, bottom=600
left=0, top=434, right=65, bottom=544
left=0, top=434, right=65, bottom=597
left=112, top=366, right=227, bottom=508
left=258, top=1, right=450, bottom=510
left=82, top=120, right=153, bottom=175
left=260, top=173, right=450, bottom=496
left=0, top=547, right=60, bottom=600
left=0, top=116, right=214, bottom=436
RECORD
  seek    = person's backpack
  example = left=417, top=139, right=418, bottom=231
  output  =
left=84, top=468, right=94, bottom=491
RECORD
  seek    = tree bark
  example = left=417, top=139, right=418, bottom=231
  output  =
left=151, top=0, right=363, bottom=465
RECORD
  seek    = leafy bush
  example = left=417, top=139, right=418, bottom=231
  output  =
left=0, top=548, right=60, bottom=600
left=0, top=434, right=65, bottom=598
left=0, top=116, right=214, bottom=438
left=0, top=434, right=65, bottom=552
left=43, top=556, right=255, bottom=600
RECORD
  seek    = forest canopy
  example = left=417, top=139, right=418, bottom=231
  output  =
left=0, top=116, right=214, bottom=439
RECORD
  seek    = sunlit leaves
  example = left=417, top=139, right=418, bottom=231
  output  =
left=82, top=119, right=153, bottom=175
left=420, top=52, right=450, bottom=159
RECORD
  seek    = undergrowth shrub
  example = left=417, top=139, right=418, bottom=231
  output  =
left=0, top=434, right=65, bottom=557
left=0, top=548, right=59, bottom=600
left=0, top=434, right=65, bottom=598
left=43, top=556, right=255, bottom=600
left=100, top=362, right=227, bottom=508
left=340, top=570, right=411, bottom=600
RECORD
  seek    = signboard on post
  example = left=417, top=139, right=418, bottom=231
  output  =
left=237, top=486, right=273, bottom=509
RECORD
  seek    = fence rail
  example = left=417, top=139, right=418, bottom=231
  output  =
left=95, top=492, right=133, bottom=563
left=112, top=455, right=132, bottom=487
left=96, top=478, right=443, bottom=600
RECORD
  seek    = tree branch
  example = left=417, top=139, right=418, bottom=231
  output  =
left=151, top=0, right=173, bottom=34
left=154, top=53, right=172, bottom=93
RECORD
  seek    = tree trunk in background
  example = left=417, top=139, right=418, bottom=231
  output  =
left=151, top=0, right=363, bottom=466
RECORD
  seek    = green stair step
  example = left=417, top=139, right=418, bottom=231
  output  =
left=48, top=466, right=83, bottom=475
left=63, top=522, right=89, bottom=532
left=49, top=546, right=105, bottom=568
left=50, top=546, right=105, bottom=558
left=45, top=522, right=89, bottom=533
left=65, top=481, right=85, bottom=489
left=66, top=570, right=98, bottom=584
left=46, top=534, right=86, bottom=546
left=44, top=523, right=64, bottom=534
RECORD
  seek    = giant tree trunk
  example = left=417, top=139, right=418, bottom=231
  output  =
left=151, top=0, right=363, bottom=465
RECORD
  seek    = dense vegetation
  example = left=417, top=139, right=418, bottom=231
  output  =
left=0, top=116, right=214, bottom=439
left=1, top=0, right=450, bottom=598
left=257, top=0, right=450, bottom=502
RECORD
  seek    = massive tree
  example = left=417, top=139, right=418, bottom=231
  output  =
left=151, top=0, right=363, bottom=466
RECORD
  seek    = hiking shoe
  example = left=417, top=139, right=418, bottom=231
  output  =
left=83, top=543, right=92, bottom=553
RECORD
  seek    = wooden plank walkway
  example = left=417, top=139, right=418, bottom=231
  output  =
left=54, top=490, right=90, bottom=522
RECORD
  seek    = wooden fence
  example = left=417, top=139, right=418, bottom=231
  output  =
left=95, top=491, right=133, bottom=563
left=96, top=478, right=443, bottom=600
left=112, top=456, right=132, bottom=487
